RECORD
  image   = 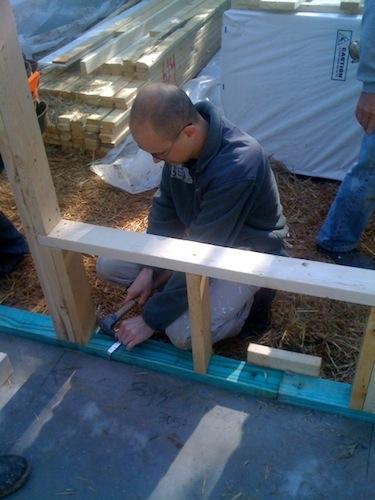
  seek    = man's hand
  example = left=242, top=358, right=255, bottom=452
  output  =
left=356, top=92, right=375, bottom=135
left=125, top=268, right=154, bottom=305
left=117, top=315, right=154, bottom=350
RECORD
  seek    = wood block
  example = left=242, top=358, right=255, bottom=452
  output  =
left=247, top=343, right=322, bottom=376
left=340, top=0, right=361, bottom=14
left=259, top=0, right=303, bottom=10
left=0, top=353, right=13, bottom=385
left=231, top=0, right=260, bottom=8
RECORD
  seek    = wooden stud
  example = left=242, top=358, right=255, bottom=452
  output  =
left=247, top=343, right=322, bottom=376
left=186, top=274, right=212, bottom=374
left=364, top=366, right=375, bottom=413
left=0, top=353, right=13, bottom=386
left=0, top=1, right=95, bottom=344
left=350, top=307, right=375, bottom=410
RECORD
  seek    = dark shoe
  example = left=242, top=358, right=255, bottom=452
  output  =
left=0, top=455, right=30, bottom=498
left=239, top=288, right=276, bottom=339
left=316, top=246, right=375, bottom=270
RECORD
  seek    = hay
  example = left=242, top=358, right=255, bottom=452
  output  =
left=0, top=148, right=374, bottom=382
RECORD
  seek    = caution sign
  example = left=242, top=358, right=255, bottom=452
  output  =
left=331, top=29, right=352, bottom=81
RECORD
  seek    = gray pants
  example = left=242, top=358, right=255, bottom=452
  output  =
left=96, top=257, right=259, bottom=350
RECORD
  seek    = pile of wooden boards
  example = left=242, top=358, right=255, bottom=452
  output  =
left=41, top=0, right=229, bottom=155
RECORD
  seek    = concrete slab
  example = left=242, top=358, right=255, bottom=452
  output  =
left=0, top=334, right=374, bottom=500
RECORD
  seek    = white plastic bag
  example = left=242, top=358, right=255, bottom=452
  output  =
left=90, top=135, right=164, bottom=194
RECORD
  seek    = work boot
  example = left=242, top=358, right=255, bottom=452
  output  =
left=239, top=288, right=276, bottom=339
left=0, top=455, right=30, bottom=498
left=316, top=246, right=375, bottom=270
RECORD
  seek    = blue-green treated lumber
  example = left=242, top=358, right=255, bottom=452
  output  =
left=0, top=305, right=374, bottom=423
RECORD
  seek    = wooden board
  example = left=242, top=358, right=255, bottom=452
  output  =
left=350, top=307, right=375, bottom=409
left=364, top=366, right=375, bottom=413
left=0, top=1, right=96, bottom=344
left=1, top=304, right=375, bottom=422
left=231, top=0, right=363, bottom=13
left=39, top=220, right=375, bottom=307
left=186, top=274, right=212, bottom=374
left=247, top=343, right=322, bottom=376
left=259, top=0, right=303, bottom=10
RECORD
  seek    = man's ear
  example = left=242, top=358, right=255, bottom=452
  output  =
left=183, top=124, right=197, bottom=139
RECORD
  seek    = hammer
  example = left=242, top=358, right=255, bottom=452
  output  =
left=97, top=300, right=137, bottom=337
left=97, top=269, right=173, bottom=337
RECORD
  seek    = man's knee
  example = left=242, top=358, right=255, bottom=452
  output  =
left=169, top=335, right=192, bottom=350
left=166, top=318, right=192, bottom=350
left=96, top=256, right=114, bottom=281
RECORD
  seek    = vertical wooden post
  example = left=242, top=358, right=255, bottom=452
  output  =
left=186, top=273, right=212, bottom=374
left=350, top=307, right=375, bottom=411
left=0, top=0, right=95, bottom=344
left=363, top=366, right=375, bottom=413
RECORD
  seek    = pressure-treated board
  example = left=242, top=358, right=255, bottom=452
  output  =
left=0, top=352, right=13, bottom=386
left=39, top=219, right=375, bottom=307
left=350, top=307, right=375, bottom=409
left=0, top=1, right=95, bottom=344
left=1, top=305, right=374, bottom=421
left=247, top=343, right=322, bottom=376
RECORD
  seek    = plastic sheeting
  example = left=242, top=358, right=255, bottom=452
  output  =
left=11, top=0, right=130, bottom=58
left=221, top=9, right=363, bottom=180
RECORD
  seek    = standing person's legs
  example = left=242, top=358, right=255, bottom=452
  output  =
left=316, top=131, right=375, bottom=267
left=167, top=279, right=259, bottom=349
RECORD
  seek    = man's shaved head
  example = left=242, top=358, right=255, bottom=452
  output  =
left=130, top=83, right=200, bottom=140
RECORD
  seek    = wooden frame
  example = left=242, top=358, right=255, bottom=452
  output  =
left=0, top=0, right=374, bottom=415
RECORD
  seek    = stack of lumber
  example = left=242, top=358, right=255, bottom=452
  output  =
left=40, top=0, right=229, bottom=155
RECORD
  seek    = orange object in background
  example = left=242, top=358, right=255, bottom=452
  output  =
left=28, top=69, right=40, bottom=100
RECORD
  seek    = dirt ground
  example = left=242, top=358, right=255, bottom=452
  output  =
left=1, top=146, right=374, bottom=382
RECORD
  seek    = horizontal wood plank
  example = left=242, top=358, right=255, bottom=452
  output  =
left=39, top=219, right=375, bottom=306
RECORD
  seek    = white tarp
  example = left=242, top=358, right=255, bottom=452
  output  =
left=11, top=0, right=134, bottom=59
left=221, top=9, right=363, bottom=180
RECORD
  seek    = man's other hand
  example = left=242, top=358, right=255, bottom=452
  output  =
left=356, top=92, right=375, bottom=135
left=117, top=315, right=154, bottom=350
left=125, top=267, right=154, bottom=305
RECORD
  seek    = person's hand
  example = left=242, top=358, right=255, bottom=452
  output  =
left=356, top=92, right=375, bottom=135
left=117, top=315, right=154, bottom=350
left=125, top=268, right=154, bottom=305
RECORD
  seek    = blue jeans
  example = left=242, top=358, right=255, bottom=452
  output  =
left=316, top=130, right=375, bottom=252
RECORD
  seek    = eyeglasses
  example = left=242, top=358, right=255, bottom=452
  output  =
left=150, top=122, right=192, bottom=162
